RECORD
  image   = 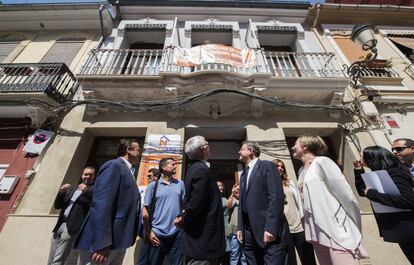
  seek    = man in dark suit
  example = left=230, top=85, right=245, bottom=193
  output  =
left=47, top=166, right=95, bottom=265
left=76, top=139, right=141, bottom=265
left=179, top=135, right=226, bottom=265
left=237, top=141, right=288, bottom=265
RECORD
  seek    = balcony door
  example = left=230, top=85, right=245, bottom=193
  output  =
left=120, top=42, right=164, bottom=75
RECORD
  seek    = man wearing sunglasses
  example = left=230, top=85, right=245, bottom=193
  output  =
left=392, top=138, right=414, bottom=176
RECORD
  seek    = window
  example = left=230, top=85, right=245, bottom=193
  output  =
left=41, top=39, right=85, bottom=67
left=333, top=34, right=397, bottom=78
left=121, top=42, right=164, bottom=75
left=0, top=165, right=8, bottom=180
left=0, top=42, right=20, bottom=62
left=388, top=35, right=414, bottom=63
left=191, top=28, right=233, bottom=47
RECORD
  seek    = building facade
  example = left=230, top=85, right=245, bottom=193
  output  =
left=0, top=1, right=414, bottom=264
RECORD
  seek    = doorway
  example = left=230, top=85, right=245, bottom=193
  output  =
left=184, top=128, right=245, bottom=196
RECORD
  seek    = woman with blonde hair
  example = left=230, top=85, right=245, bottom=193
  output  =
left=291, top=135, right=366, bottom=265
left=272, top=159, right=316, bottom=265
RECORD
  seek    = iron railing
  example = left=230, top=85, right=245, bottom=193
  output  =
left=0, top=63, right=77, bottom=103
left=263, top=51, right=347, bottom=78
left=79, top=48, right=348, bottom=78
left=80, top=49, right=165, bottom=76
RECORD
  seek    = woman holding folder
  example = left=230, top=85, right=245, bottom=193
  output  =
left=354, top=145, right=414, bottom=264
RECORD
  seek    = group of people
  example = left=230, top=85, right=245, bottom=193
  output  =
left=46, top=135, right=414, bottom=265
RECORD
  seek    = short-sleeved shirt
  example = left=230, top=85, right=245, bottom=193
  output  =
left=144, top=176, right=185, bottom=237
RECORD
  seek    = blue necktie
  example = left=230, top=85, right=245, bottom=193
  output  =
left=241, top=166, right=249, bottom=213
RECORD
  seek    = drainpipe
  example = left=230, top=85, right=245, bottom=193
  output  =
left=99, top=4, right=105, bottom=42
left=311, top=4, right=328, bottom=52
left=312, top=4, right=321, bottom=29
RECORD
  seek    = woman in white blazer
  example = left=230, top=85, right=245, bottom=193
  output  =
left=291, top=135, right=367, bottom=265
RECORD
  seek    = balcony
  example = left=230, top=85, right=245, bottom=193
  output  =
left=263, top=51, right=347, bottom=78
left=77, top=48, right=350, bottom=106
left=79, top=48, right=347, bottom=78
left=0, top=63, right=77, bottom=104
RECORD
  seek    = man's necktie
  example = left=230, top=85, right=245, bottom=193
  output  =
left=241, top=165, right=249, bottom=213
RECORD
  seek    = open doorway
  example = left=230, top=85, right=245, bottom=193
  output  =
left=86, top=136, right=145, bottom=179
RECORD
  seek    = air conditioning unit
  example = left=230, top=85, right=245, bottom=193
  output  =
left=0, top=175, right=20, bottom=195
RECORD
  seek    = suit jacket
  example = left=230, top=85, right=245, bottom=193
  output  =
left=182, top=160, right=226, bottom=260
left=75, top=158, right=141, bottom=251
left=53, top=185, right=94, bottom=237
left=355, top=167, right=414, bottom=243
left=238, top=159, right=288, bottom=249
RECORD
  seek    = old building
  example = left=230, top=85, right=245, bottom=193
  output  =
left=0, top=0, right=414, bottom=264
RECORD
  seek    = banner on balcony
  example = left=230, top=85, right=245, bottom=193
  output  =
left=137, top=134, right=182, bottom=193
left=23, top=129, right=54, bottom=155
left=173, top=44, right=257, bottom=67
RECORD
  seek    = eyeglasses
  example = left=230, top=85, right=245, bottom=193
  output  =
left=392, top=146, right=412, bottom=153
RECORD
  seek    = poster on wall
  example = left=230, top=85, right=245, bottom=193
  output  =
left=23, top=129, right=54, bottom=155
left=173, top=44, right=257, bottom=68
left=383, top=115, right=399, bottom=128
left=137, top=134, right=182, bottom=195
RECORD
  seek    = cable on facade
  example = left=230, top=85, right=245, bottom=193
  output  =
left=23, top=88, right=364, bottom=129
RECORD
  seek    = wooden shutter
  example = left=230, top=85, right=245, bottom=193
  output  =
left=0, top=42, right=19, bottom=62
left=41, top=40, right=84, bottom=66
left=333, top=36, right=369, bottom=63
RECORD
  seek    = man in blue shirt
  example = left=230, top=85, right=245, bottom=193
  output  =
left=142, top=157, right=185, bottom=265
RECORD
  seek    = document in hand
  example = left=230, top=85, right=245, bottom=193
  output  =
left=361, top=170, right=411, bottom=213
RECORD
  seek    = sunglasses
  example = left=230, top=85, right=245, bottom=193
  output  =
left=392, top=146, right=412, bottom=153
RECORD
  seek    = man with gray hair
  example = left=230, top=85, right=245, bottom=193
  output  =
left=180, top=136, right=226, bottom=265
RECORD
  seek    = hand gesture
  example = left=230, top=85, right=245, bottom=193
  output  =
left=59, top=184, right=71, bottom=194
left=353, top=160, right=363, bottom=169
left=236, top=230, right=243, bottom=244
left=92, top=246, right=110, bottom=263
left=263, top=231, right=275, bottom=245
left=148, top=230, right=160, bottom=247
left=173, top=216, right=183, bottom=228
left=78, top=183, right=88, bottom=191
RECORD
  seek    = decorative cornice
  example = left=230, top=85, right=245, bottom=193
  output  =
left=233, top=29, right=240, bottom=39
left=257, top=25, right=297, bottom=33
left=124, top=23, right=167, bottom=31
left=191, top=24, right=232, bottom=32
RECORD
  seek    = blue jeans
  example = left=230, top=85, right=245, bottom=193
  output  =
left=228, top=234, right=247, bottom=265
left=146, top=231, right=183, bottom=265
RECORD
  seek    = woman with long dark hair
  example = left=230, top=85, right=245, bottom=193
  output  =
left=272, top=159, right=316, bottom=265
left=355, top=145, right=414, bottom=264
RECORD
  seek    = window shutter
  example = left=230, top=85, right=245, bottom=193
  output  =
left=41, top=40, right=84, bottom=66
left=0, top=42, right=20, bottom=62
left=333, top=36, right=369, bottom=63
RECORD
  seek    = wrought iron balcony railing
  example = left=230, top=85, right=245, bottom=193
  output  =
left=263, top=51, right=347, bottom=78
left=0, top=63, right=77, bottom=103
left=79, top=48, right=348, bottom=79
left=80, top=49, right=165, bottom=76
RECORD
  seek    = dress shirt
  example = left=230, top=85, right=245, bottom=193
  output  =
left=410, top=164, right=414, bottom=177
left=120, top=157, right=134, bottom=175
left=201, top=160, right=211, bottom=168
left=64, top=189, right=83, bottom=218
left=246, top=158, right=258, bottom=189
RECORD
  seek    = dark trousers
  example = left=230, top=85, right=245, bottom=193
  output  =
left=287, top=231, right=317, bottom=265
left=399, top=243, right=414, bottom=264
left=138, top=231, right=183, bottom=265
left=243, top=226, right=288, bottom=265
